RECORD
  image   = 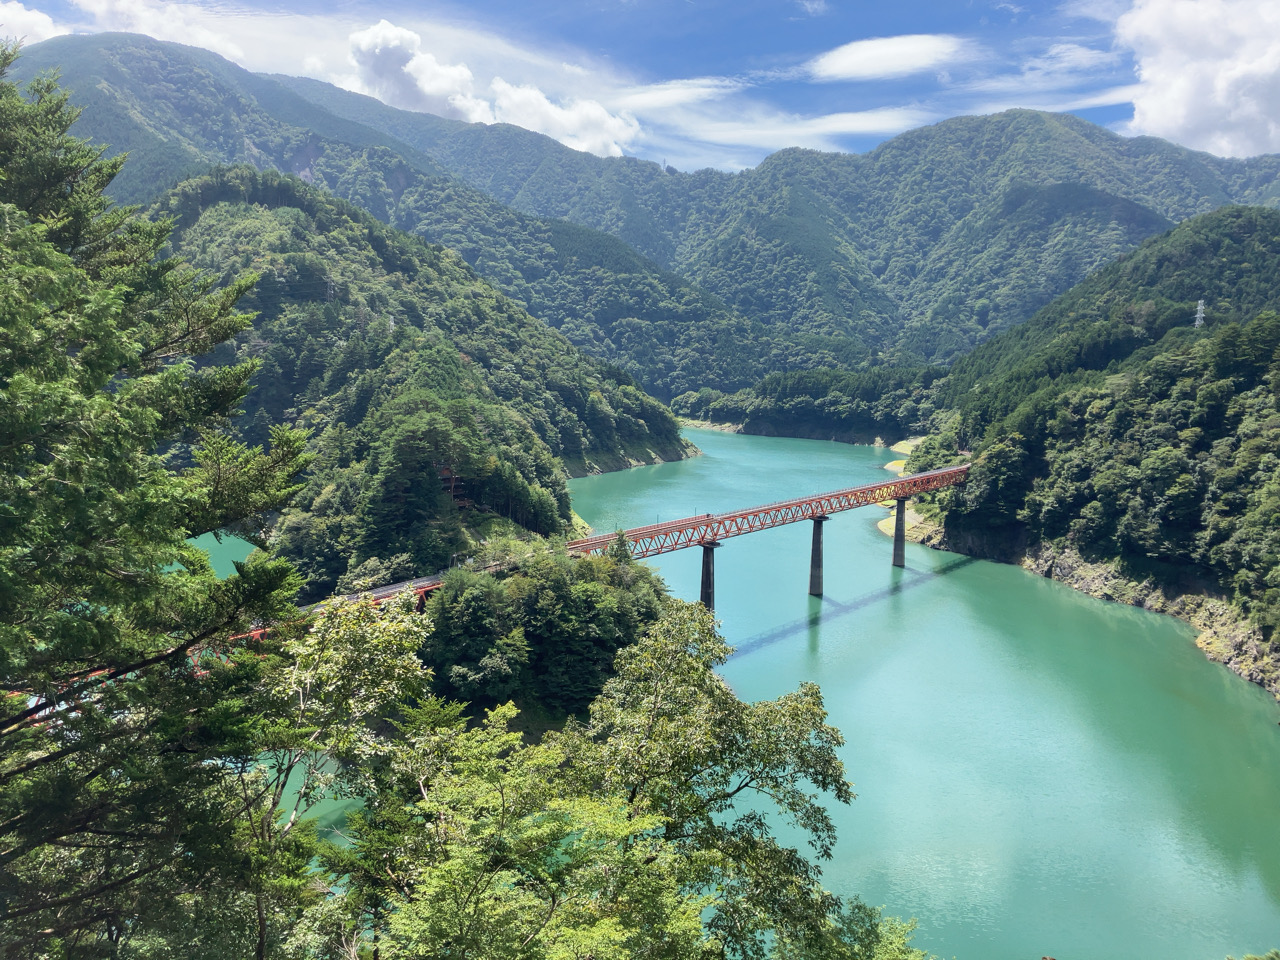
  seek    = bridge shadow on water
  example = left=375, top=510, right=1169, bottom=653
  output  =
left=728, top=555, right=976, bottom=660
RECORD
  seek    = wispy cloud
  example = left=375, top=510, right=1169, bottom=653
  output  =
left=1057, top=0, right=1131, bottom=23
left=795, top=0, right=829, bottom=15
left=807, top=34, right=976, bottom=81
left=972, top=82, right=1142, bottom=115
left=639, top=102, right=937, bottom=163
left=612, top=77, right=746, bottom=111
left=965, top=41, right=1122, bottom=95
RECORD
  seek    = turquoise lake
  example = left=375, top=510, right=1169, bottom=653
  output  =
left=570, top=428, right=1280, bottom=960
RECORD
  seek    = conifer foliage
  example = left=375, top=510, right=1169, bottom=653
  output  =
left=0, top=45, right=309, bottom=949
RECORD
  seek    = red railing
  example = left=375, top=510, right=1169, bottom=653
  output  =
left=19, top=466, right=968, bottom=715
left=267, top=466, right=969, bottom=610
left=565, top=464, right=969, bottom=560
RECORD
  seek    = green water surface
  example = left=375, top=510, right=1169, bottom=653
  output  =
left=189, top=531, right=256, bottom=579
left=570, top=428, right=1280, bottom=960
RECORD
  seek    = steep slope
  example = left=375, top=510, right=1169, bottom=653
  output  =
left=25, top=33, right=1280, bottom=389
left=158, top=166, right=690, bottom=600
left=12, top=32, right=453, bottom=204
left=269, top=73, right=705, bottom=265
left=280, top=76, right=1280, bottom=363
left=14, top=33, right=761, bottom=398
left=939, top=205, right=1280, bottom=441
left=907, top=207, right=1280, bottom=692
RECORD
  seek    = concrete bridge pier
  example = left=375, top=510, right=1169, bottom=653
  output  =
left=892, top=498, right=907, bottom=568
left=700, top=541, right=720, bottom=611
left=809, top=516, right=828, bottom=596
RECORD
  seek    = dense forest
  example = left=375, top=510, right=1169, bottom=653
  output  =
left=152, top=165, right=687, bottom=599
left=19, top=33, right=1280, bottom=400
left=280, top=73, right=1280, bottom=361
left=904, top=207, right=1280, bottom=688
left=672, top=366, right=943, bottom=443
left=0, top=46, right=940, bottom=959
left=12, top=34, right=775, bottom=399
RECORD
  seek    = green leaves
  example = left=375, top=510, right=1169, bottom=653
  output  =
left=0, top=47, right=310, bottom=950
left=553, top=601, right=855, bottom=956
left=300, top=600, right=894, bottom=960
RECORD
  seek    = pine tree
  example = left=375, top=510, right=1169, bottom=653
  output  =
left=0, top=45, right=309, bottom=950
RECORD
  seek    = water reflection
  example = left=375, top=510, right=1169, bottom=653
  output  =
left=733, top=556, right=976, bottom=659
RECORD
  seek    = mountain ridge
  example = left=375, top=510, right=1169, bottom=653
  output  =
left=18, top=32, right=1280, bottom=395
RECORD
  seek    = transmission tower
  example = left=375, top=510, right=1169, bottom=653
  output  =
left=1194, top=299, right=1205, bottom=328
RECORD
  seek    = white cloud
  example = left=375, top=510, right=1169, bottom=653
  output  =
left=0, top=0, right=65, bottom=42
left=795, top=0, right=829, bottom=15
left=790, top=106, right=937, bottom=137
left=340, top=18, right=645, bottom=154
left=1058, top=0, right=1130, bottom=22
left=1030, top=42, right=1116, bottom=73
left=613, top=77, right=745, bottom=111
left=489, top=77, right=639, bottom=156
left=972, top=82, right=1142, bottom=115
left=647, top=103, right=936, bottom=156
left=68, top=0, right=244, bottom=60
left=1116, top=0, right=1280, bottom=156
left=342, top=19, right=640, bottom=156
left=808, top=34, right=974, bottom=81
left=347, top=19, right=478, bottom=117
left=966, top=41, right=1122, bottom=96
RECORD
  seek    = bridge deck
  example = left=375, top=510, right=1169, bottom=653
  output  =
left=567, top=464, right=969, bottom=560
left=328, top=464, right=968, bottom=604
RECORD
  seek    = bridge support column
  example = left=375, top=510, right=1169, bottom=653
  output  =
left=809, top=516, right=828, bottom=596
left=892, top=498, right=907, bottom=568
left=700, top=541, right=720, bottom=611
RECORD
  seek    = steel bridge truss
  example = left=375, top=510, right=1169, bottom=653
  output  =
left=566, top=464, right=969, bottom=560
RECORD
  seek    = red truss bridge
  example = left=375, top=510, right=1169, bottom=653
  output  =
left=32, top=468, right=966, bottom=721
left=322, top=463, right=969, bottom=614
left=565, top=465, right=969, bottom=562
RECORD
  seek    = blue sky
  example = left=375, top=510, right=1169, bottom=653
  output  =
left=5, top=0, right=1279, bottom=169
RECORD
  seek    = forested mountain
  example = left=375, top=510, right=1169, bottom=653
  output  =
left=279, top=75, right=1280, bottom=361
left=904, top=207, right=1280, bottom=687
left=155, top=166, right=689, bottom=600
left=23, top=33, right=1280, bottom=395
left=15, top=33, right=766, bottom=398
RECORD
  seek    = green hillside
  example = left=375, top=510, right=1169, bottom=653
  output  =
left=21, top=30, right=1280, bottom=451
left=14, top=33, right=764, bottom=398
left=28, top=33, right=1280, bottom=396
left=940, top=205, right=1280, bottom=441
left=157, top=166, right=690, bottom=600
left=277, top=78, right=1280, bottom=362
left=906, top=207, right=1280, bottom=685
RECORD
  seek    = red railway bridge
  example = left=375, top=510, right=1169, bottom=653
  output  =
left=41, top=468, right=968, bottom=718
left=353, top=464, right=969, bottom=612
left=564, top=464, right=969, bottom=609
